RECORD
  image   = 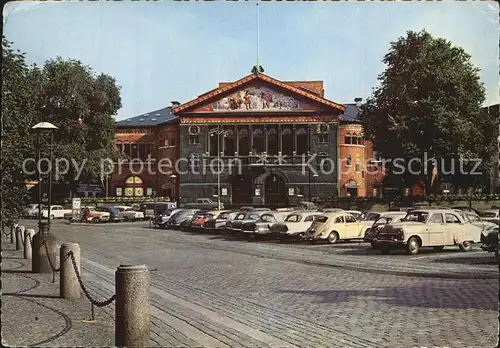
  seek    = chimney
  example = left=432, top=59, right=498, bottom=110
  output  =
left=354, top=97, right=362, bottom=107
left=171, top=101, right=180, bottom=107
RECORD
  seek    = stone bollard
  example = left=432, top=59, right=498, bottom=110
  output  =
left=115, top=265, right=150, bottom=347
left=32, top=222, right=58, bottom=274
left=15, top=226, right=25, bottom=251
left=60, top=243, right=81, bottom=299
left=24, top=229, right=35, bottom=260
left=10, top=225, right=16, bottom=244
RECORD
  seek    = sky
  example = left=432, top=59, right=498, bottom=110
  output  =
left=3, top=1, right=499, bottom=121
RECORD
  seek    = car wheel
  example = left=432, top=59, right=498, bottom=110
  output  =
left=327, top=231, right=339, bottom=244
left=433, top=246, right=445, bottom=252
left=50, top=215, right=55, bottom=220
left=407, top=237, right=420, bottom=255
left=459, top=241, right=473, bottom=252
left=91, top=217, right=100, bottom=223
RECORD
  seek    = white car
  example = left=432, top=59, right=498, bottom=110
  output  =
left=114, top=206, right=145, bottom=221
left=270, top=211, right=323, bottom=241
left=41, top=205, right=74, bottom=219
left=454, top=210, right=499, bottom=242
left=25, top=204, right=45, bottom=218
left=481, top=209, right=500, bottom=223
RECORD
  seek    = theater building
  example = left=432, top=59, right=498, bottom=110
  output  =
left=111, top=71, right=384, bottom=203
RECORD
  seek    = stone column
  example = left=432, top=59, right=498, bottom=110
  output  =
left=115, top=264, right=150, bottom=347
left=16, top=226, right=25, bottom=251
left=60, top=243, right=81, bottom=299
left=32, top=222, right=57, bottom=274
left=24, top=229, right=35, bottom=259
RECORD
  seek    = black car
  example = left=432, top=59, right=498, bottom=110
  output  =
left=167, top=209, right=200, bottom=229
left=481, top=225, right=499, bottom=262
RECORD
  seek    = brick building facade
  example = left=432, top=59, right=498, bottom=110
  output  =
left=110, top=71, right=385, bottom=203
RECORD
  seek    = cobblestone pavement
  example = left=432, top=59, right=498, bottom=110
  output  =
left=16, top=220, right=500, bottom=347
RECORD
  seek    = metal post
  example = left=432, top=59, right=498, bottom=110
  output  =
left=60, top=243, right=81, bottom=299
left=24, top=229, right=35, bottom=259
left=115, top=264, right=150, bottom=347
left=47, top=132, right=54, bottom=233
left=37, top=131, right=42, bottom=231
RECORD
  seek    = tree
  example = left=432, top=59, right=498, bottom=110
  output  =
left=1, top=37, right=123, bottom=228
left=1, top=37, right=40, bottom=228
left=361, top=30, right=497, bottom=194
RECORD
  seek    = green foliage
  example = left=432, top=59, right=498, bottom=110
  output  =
left=1, top=37, right=123, bottom=226
left=361, top=30, right=497, bottom=193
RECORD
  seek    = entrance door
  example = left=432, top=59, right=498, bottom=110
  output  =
left=232, top=175, right=252, bottom=205
left=265, top=174, right=286, bottom=205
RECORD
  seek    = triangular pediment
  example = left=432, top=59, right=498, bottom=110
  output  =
left=172, top=73, right=345, bottom=114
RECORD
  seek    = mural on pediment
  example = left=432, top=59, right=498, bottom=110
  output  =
left=209, top=86, right=303, bottom=112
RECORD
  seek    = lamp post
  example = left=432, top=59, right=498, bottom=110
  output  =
left=209, top=126, right=229, bottom=210
left=170, top=174, right=177, bottom=204
left=308, top=171, right=319, bottom=202
left=32, top=122, right=58, bottom=234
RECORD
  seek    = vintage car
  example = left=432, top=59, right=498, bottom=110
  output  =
left=241, top=211, right=289, bottom=238
left=374, top=209, right=481, bottom=255
left=304, top=211, right=368, bottom=244
left=454, top=210, right=498, bottom=242
left=344, top=210, right=362, bottom=220
left=65, top=207, right=110, bottom=223
left=481, top=209, right=500, bottom=224
left=271, top=211, right=322, bottom=242
left=95, top=206, right=124, bottom=222
left=225, top=211, right=267, bottom=235
left=167, top=209, right=201, bottom=229
left=41, top=205, right=73, bottom=219
left=202, top=210, right=233, bottom=233
left=363, top=212, right=408, bottom=247
left=114, top=205, right=145, bottom=221
left=25, top=204, right=46, bottom=218
left=181, top=211, right=217, bottom=232
left=480, top=225, right=499, bottom=262
left=357, top=211, right=404, bottom=237
left=155, top=209, right=183, bottom=228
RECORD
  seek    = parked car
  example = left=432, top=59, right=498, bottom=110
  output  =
left=225, top=211, right=267, bottom=235
left=364, top=212, right=408, bottom=248
left=114, top=205, right=145, bottom=221
left=155, top=208, right=183, bottom=228
left=454, top=210, right=498, bottom=242
left=271, top=211, right=322, bottom=242
left=182, top=211, right=214, bottom=232
left=480, top=225, right=499, bottom=262
left=344, top=210, right=363, bottom=220
left=25, top=204, right=45, bottom=218
left=202, top=210, right=233, bottom=233
left=41, top=205, right=73, bottom=219
left=374, top=209, right=481, bottom=255
left=358, top=211, right=400, bottom=237
left=96, top=206, right=124, bottom=222
left=241, top=211, right=289, bottom=238
left=451, top=206, right=482, bottom=216
left=167, top=209, right=200, bottom=229
left=141, top=202, right=177, bottom=219
left=65, top=207, right=110, bottom=223
left=304, top=211, right=368, bottom=244
left=480, top=209, right=500, bottom=223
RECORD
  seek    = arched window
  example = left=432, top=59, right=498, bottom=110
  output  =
left=281, top=127, right=293, bottom=156
left=267, top=127, right=278, bottom=155
left=224, top=128, right=235, bottom=156
left=238, top=128, right=250, bottom=155
left=296, top=127, right=308, bottom=155
left=124, top=176, right=144, bottom=197
left=355, top=159, right=361, bottom=173
left=346, top=154, right=352, bottom=166
left=252, top=128, right=265, bottom=154
left=345, top=133, right=352, bottom=144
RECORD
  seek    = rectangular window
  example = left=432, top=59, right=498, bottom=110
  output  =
left=116, top=188, right=123, bottom=196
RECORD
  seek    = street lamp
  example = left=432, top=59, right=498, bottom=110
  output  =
left=209, top=126, right=229, bottom=210
left=170, top=174, right=177, bottom=204
left=32, top=122, right=58, bottom=234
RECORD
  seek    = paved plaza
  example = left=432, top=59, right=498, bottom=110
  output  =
left=2, top=219, right=498, bottom=347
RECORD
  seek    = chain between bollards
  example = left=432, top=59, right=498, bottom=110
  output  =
left=43, top=241, right=60, bottom=283
left=68, top=251, right=116, bottom=320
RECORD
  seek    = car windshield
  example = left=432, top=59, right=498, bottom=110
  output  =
left=482, top=212, right=498, bottom=218
left=402, top=212, right=429, bottom=222
left=259, top=214, right=276, bottom=223
left=363, top=213, right=381, bottom=221
left=285, top=215, right=302, bottom=222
